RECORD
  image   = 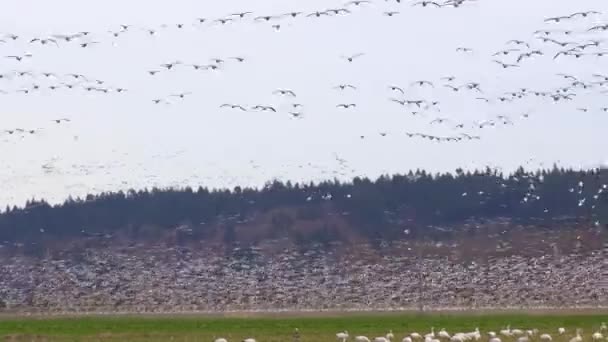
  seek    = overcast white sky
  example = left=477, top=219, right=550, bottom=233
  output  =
left=0, top=0, right=607, bottom=207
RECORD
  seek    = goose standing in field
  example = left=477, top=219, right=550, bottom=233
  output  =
left=403, top=337, right=413, bottom=342
left=591, top=332, right=603, bottom=341
left=569, top=330, right=582, bottom=342
left=355, top=336, right=371, bottom=342
left=214, top=338, right=228, bottom=342
left=411, top=332, right=422, bottom=340
left=558, top=328, right=566, bottom=335
left=337, top=331, right=350, bottom=342
left=387, top=331, right=395, bottom=341
left=242, top=339, right=256, bottom=342
left=438, top=329, right=450, bottom=339
left=539, top=334, right=552, bottom=342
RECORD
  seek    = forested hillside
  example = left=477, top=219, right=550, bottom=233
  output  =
left=0, top=166, right=606, bottom=245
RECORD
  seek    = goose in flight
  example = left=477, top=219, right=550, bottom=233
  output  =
left=337, top=103, right=357, bottom=108
left=413, top=1, right=442, bottom=7
left=557, top=73, right=577, bottom=81
left=456, top=47, right=473, bottom=53
left=430, top=118, right=449, bottom=124
left=306, top=11, right=330, bottom=18
left=345, top=0, right=372, bottom=7
left=30, top=38, right=59, bottom=46
left=67, top=73, right=88, bottom=81
left=79, top=41, right=100, bottom=48
left=541, top=38, right=576, bottom=47
left=252, top=105, right=277, bottom=112
left=326, top=8, right=352, bottom=15
left=390, top=98, right=407, bottom=106
left=254, top=15, right=277, bottom=21
left=383, top=11, right=400, bottom=16
left=588, top=24, right=608, bottom=32
left=335, top=84, right=357, bottom=90
left=231, top=12, right=253, bottom=18
left=441, top=76, right=456, bottom=82
left=152, top=98, right=169, bottom=104
left=444, top=84, right=462, bottom=92
left=220, top=104, right=248, bottom=111
left=5, top=53, right=33, bottom=61
left=493, top=60, right=519, bottom=68
left=569, top=11, right=601, bottom=18
left=188, top=64, right=206, bottom=70
left=407, top=100, right=425, bottom=107
left=3, top=33, right=19, bottom=40
left=283, top=12, right=303, bottom=18
left=171, top=92, right=192, bottom=99
left=288, top=112, right=304, bottom=119
left=341, top=53, right=365, bottom=62
left=148, top=70, right=161, bottom=75
left=52, top=118, right=71, bottom=124
left=229, top=56, right=246, bottom=62
left=507, top=40, right=530, bottom=48
left=273, top=89, right=297, bottom=97
left=161, top=61, right=182, bottom=70
left=214, top=18, right=234, bottom=25
left=412, top=80, right=434, bottom=87
left=493, top=49, right=520, bottom=56
left=388, top=85, right=405, bottom=94
left=544, top=15, right=571, bottom=23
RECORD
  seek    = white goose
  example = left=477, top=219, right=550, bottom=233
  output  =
left=337, top=331, right=350, bottom=342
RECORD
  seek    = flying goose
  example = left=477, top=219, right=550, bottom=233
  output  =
left=326, top=8, right=352, bottom=15
left=493, top=60, right=519, bottom=68
left=220, top=104, right=248, bottom=111
left=30, top=38, right=59, bottom=46
left=493, top=49, right=520, bottom=56
left=273, top=89, right=297, bottom=97
left=390, top=98, right=407, bottom=106
left=544, top=16, right=571, bottom=23
left=252, top=105, right=277, bottom=112
left=79, top=41, right=100, bottom=48
left=412, top=80, right=434, bottom=87
left=569, top=11, right=601, bottom=18
left=341, top=53, right=365, bottom=62
left=254, top=15, right=277, bottom=21
left=506, top=40, right=530, bottom=48
left=388, top=85, right=405, bottom=94
left=307, top=11, right=330, bottom=17
left=345, top=0, right=372, bottom=7
left=52, top=118, right=71, bottom=124
left=214, top=18, right=234, bottom=25
left=5, top=53, right=33, bottom=61
left=430, top=118, right=449, bottom=124
left=283, top=12, right=303, bottom=18
left=288, top=112, right=304, bottom=118
left=336, top=103, right=357, bottom=108
left=231, top=12, right=253, bottom=18
left=171, top=92, right=192, bottom=99
left=335, top=84, right=357, bottom=90
left=456, top=47, right=473, bottom=53
left=383, top=11, right=400, bottom=16
left=413, top=1, right=442, bottom=7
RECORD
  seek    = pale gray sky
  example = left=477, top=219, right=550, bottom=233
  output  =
left=0, top=0, right=607, bottom=207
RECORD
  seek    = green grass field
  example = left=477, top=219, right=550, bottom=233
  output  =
left=0, top=312, right=606, bottom=341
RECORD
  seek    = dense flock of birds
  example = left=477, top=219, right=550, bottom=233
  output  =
left=0, top=1, right=607, bottom=211
left=210, top=324, right=608, bottom=342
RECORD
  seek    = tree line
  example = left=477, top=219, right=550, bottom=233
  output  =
left=0, top=166, right=606, bottom=244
